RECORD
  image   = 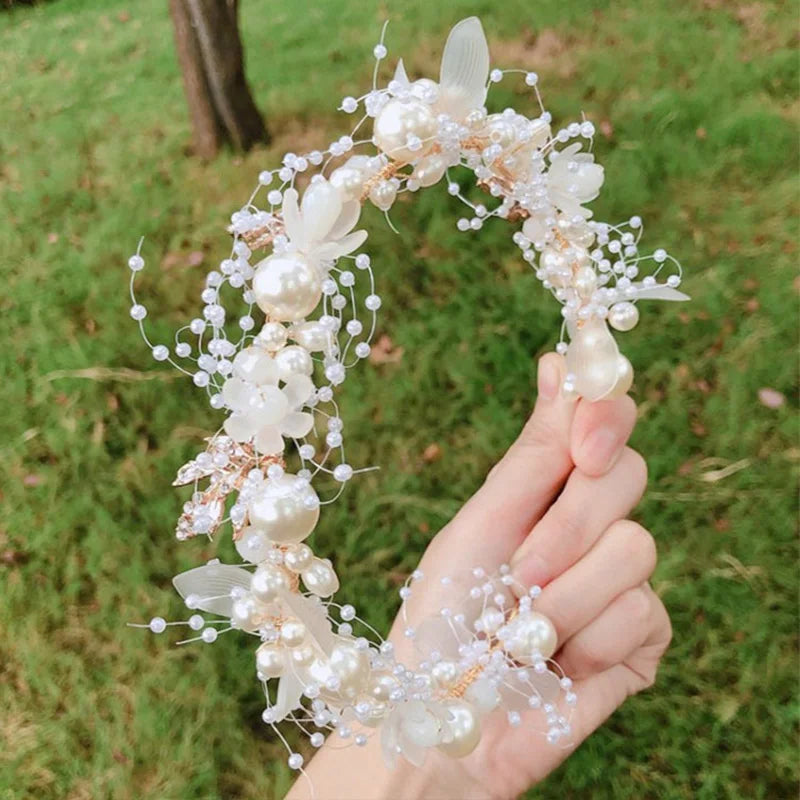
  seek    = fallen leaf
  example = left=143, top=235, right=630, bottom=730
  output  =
left=422, top=443, right=442, bottom=463
left=758, top=387, right=785, bottom=408
left=368, top=335, right=404, bottom=365
left=47, top=232, right=59, bottom=244
left=23, top=474, right=42, bottom=487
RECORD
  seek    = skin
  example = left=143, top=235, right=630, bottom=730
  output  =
left=287, top=354, right=672, bottom=800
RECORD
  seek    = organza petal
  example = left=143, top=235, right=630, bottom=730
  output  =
left=326, top=200, right=362, bottom=242
left=314, top=229, right=368, bottom=261
left=438, top=17, right=489, bottom=117
left=256, top=384, right=290, bottom=425
left=630, top=284, right=690, bottom=301
left=223, top=411, right=256, bottom=443
left=271, top=672, right=305, bottom=723
left=281, top=188, right=303, bottom=244
left=282, top=374, right=315, bottom=408
left=172, top=563, right=253, bottom=617
left=254, top=424, right=285, bottom=455
left=233, top=347, right=279, bottom=385
left=300, top=178, right=343, bottom=243
left=222, top=376, right=259, bottom=412
left=393, top=57, right=410, bottom=87
left=280, top=411, right=315, bottom=439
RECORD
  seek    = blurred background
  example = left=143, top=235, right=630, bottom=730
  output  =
left=1, top=1, right=797, bottom=798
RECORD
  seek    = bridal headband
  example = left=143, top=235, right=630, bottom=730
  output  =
left=127, top=17, right=686, bottom=776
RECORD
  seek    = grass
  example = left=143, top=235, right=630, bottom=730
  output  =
left=0, top=0, right=797, bottom=798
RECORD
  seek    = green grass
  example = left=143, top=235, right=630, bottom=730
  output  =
left=0, top=0, right=797, bottom=798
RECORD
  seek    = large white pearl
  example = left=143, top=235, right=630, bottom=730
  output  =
left=438, top=702, right=481, bottom=758
left=301, top=557, right=339, bottom=597
left=274, top=344, right=314, bottom=379
left=248, top=474, right=320, bottom=543
left=290, top=321, right=335, bottom=353
left=256, top=643, right=285, bottom=678
left=369, top=672, right=399, bottom=702
left=373, top=98, right=436, bottom=162
left=234, top=526, right=273, bottom=564
left=565, top=319, right=622, bottom=402
left=253, top=253, right=322, bottom=322
left=504, top=611, right=558, bottom=662
left=608, top=302, right=640, bottom=332
left=250, top=563, right=289, bottom=602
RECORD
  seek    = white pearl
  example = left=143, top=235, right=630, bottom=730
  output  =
left=574, top=265, right=598, bottom=298
left=290, top=321, right=335, bottom=353
left=253, top=254, right=322, bottom=322
left=234, top=526, right=273, bottom=564
left=464, top=677, right=501, bottom=714
left=280, top=620, right=307, bottom=648
left=284, top=543, right=313, bottom=572
left=437, top=702, right=481, bottom=758
left=608, top=302, right=639, bottom=332
left=412, top=153, right=448, bottom=187
left=231, top=596, right=266, bottom=632
left=248, top=474, right=320, bottom=544
left=504, top=611, right=558, bottom=662
left=539, top=247, right=572, bottom=288
left=431, top=660, right=459, bottom=688
left=369, top=180, right=397, bottom=211
left=274, top=345, right=314, bottom=379
left=255, top=643, right=285, bottom=678
left=565, top=318, right=622, bottom=402
left=255, top=321, right=288, bottom=350
left=373, top=98, right=436, bottom=162
left=369, top=672, right=399, bottom=702
left=476, top=606, right=505, bottom=635
left=250, top=563, right=289, bottom=602
left=330, top=166, right=365, bottom=201
left=301, top=558, right=339, bottom=597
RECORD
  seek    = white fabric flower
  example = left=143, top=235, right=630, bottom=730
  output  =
left=547, top=143, right=605, bottom=218
left=282, top=177, right=367, bottom=264
left=380, top=699, right=453, bottom=769
left=222, top=346, right=315, bottom=454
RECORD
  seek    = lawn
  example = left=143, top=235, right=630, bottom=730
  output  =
left=0, top=0, right=797, bottom=798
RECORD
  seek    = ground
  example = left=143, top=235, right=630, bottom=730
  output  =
left=0, top=1, right=797, bottom=798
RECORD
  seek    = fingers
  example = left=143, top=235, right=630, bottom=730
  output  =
left=570, top=395, right=637, bottom=477
left=511, top=448, right=648, bottom=588
left=557, top=584, right=656, bottom=679
left=566, top=590, right=671, bottom=746
left=533, top=520, right=657, bottom=644
left=468, top=353, right=576, bottom=540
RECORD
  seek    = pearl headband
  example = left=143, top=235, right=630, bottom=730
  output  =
left=127, top=17, right=687, bottom=778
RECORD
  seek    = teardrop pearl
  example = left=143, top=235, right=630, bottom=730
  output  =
left=253, top=254, right=322, bottom=322
left=301, top=558, right=339, bottom=597
left=250, top=564, right=289, bottom=602
left=290, top=321, right=335, bottom=353
left=274, top=345, right=314, bottom=379
left=412, top=153, right=448, bottom=187
left=437, top=702, right=481, bottom=758
left=606, top=355, right=634, bottom=398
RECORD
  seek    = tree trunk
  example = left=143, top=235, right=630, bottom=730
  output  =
left=169, top=0, right=268, bottom=159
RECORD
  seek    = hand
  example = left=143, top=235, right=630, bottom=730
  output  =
left=288, top=355, right=671, bottom=800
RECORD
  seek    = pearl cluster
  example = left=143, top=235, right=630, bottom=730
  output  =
left=129, top=16, right=686, bottom=773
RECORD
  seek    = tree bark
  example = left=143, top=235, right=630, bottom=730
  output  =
left=169, top=0, right=268, bottom=159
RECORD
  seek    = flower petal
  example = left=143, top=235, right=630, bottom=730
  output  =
left=326, top=200, right=362, bottom=241
left=283, top=374, right=315, bottom=408
left=300, top=178, right=343, bottom=244
left=254, top=424, right=285, bottom=455
left=172, top=563, right=253, bottom=617
left=315, top=230, right=368, bottom=261
left=280, top=411, right=315, bottom=439
left=223, top=411, right=256, bottom=443
left=271, top=672, right=305, bottom=722
left=233, top=347, right=279, bottom=385
left=281, top=188, right=303, bottom=244
left=256, top=384, right=290, bottom=425
left=438, top=17, right=489, bottom=117
left=393, top=57, right=410, bottom=87
left=630, top=284, right=690, bottom=301
left=222, top=376, right=259, bottom=412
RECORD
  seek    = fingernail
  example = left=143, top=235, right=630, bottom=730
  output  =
left=510, top=551, right=550, bottom=589
left=537, top=357, right=560, bottom=401
left=579, top=427, right=623, bottom=473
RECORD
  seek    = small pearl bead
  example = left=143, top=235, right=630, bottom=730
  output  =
left=341, top=96, right=358, bottom=113
left=130, top=304, right=147, bottom=321
left=288, top=753, right=304, bottom=770
left=201, top=627, right=218, bottom=643
left=258, top=171, right=273, bottom=185
left=128, top=255, right=144, bottom=271
left=525, top=72, right=539, bottom=86
left=149, top=617, right=166, bottom=634
left=373, top=43, right=387, bottom=59
left=152, top=345, right=169, bottom=361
